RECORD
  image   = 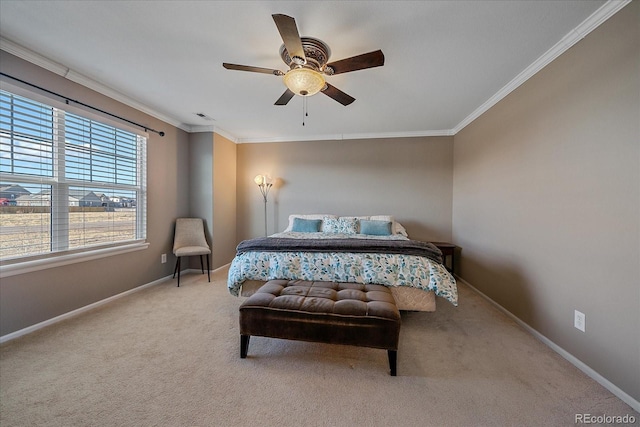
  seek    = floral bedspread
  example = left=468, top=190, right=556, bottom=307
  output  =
left=227, top=232, right=458, bottom=306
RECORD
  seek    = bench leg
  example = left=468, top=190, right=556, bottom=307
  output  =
left=240, top=335, right=250, bottom=358
left=388, top=350, right=397, bottom=376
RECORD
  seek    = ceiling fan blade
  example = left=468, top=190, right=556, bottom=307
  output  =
left=275, top=89, right=295, bottom=106
left=272, top=14, right=306, bottom=64
left=223, top=63, right=284, bottom=76
left=325, top=50, right=385, bottom=75
left=321, top=83, right=355, bottom=106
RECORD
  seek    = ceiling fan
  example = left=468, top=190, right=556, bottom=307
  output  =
left=223, top=14, right=384, bottom=106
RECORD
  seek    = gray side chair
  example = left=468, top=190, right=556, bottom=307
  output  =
left=172, top=218, right=211, bottom=287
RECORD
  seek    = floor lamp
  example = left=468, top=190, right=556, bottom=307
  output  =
left=254, top=175, right=273, bottom=236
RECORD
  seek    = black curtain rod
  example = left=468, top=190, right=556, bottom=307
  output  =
left=0, top=72, right=165, bottom=137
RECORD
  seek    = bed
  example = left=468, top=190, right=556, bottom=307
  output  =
left=227, top=214, right=458, bottom=311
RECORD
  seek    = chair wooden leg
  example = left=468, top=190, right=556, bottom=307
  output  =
left=176, top=257, right=181, bottom=287
left=172, top=257, right=179, bottom=278
left=199, top=255, right=204, bottom=274
left=206, top=253, right=210, bottom=282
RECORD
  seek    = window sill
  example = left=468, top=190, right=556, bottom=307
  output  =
left=0, top=242, right=150, bottom=278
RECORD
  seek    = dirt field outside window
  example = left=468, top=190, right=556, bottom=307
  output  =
left=0, top=209, right=137, bottom=259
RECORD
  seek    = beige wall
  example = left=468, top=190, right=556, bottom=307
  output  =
left=187, top=132, right=237, bottom=269
left=452, top=2, right=639, bottom=401
left=0, top=51, right=191, bottom=336
left=1, top=0, right=637, bottom=406
left=236, top=136, right=453, bottom=242
left=188, top=132, right=214, bottom=249
left=212, top=132, right=237, bottom=267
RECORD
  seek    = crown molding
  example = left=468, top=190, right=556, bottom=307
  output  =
left=452, top=0, right=631, bottom=134
left=236, top=129, right=454, bottom=144
left=213, top=127, right=238, bottom=144
left=0, top=38, right=69, bottom=76
left=188, top=125, right=216, bottom=133
left=187, top=125, right=239, bottom=143
left=63, top=69, right=187, bottom=131
left=2, top=0, right=629, bottom=143
left=0, top=37, right=189, bottom=133
left=211, top=126, right=238, bottom=143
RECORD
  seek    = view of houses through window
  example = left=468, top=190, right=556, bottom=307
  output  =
left=0, top=89, right=147, bottom=262
left=0, top=183, right=139, bottom=260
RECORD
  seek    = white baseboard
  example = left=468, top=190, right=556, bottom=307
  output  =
left=8, top=267, right=635, bottom=411
left=456, top=276, right=640, bottom=412
left=0, top=265, right=232, bottom=344
left=0, top=274, right=173, bottom=344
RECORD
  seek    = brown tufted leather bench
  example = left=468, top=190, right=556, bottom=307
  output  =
left=239, top=279, right=401, bottom=375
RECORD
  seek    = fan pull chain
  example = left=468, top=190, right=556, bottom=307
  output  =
left=302, top=96, right=307, bottom=126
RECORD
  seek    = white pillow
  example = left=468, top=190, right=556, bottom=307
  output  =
left=369, top=215, right=393, bottom=222
left=284, top=214, right=337, bottom=232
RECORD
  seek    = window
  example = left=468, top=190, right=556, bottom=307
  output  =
left=0, top=89, right=147, bottom=264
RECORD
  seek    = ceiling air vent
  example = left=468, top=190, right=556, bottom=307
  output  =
left=195, top=112, right=215, bottom=121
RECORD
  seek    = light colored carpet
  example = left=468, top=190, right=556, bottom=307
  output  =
left=1, top=267, right=637, bottom=427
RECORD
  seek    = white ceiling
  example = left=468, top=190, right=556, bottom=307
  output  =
left=0, top=0, right=623, bottom=143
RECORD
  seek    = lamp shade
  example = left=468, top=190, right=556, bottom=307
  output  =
left=283, top=68, right=326, bottom=96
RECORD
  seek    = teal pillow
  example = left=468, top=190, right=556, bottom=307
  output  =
left=291, top=218, right=322, bottom=232
left=359, top=219, right=392, bottom=236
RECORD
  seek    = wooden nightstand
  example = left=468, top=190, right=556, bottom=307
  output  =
left=431, top=242, right=456, bottom=274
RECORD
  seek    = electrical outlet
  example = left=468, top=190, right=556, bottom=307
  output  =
left=161, top=253, right=167, bottom=264
left=574, top=310, right=586, bottom=332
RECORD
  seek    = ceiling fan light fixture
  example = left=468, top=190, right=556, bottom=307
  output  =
left=283, top=67, right=326, bottom=96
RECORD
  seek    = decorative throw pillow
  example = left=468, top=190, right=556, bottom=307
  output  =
left=322, top=217, right=340, bottom=233
left=359, top=219, right=392, bottom=236
left=323, top=216, right=358, bottom=234
left=291, top=218, right=322, bottom=233
left=338, top=217, right=359, bottom=234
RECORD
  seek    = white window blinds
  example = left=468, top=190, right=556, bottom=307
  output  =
left=0, top=89, right=147, bottom=262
